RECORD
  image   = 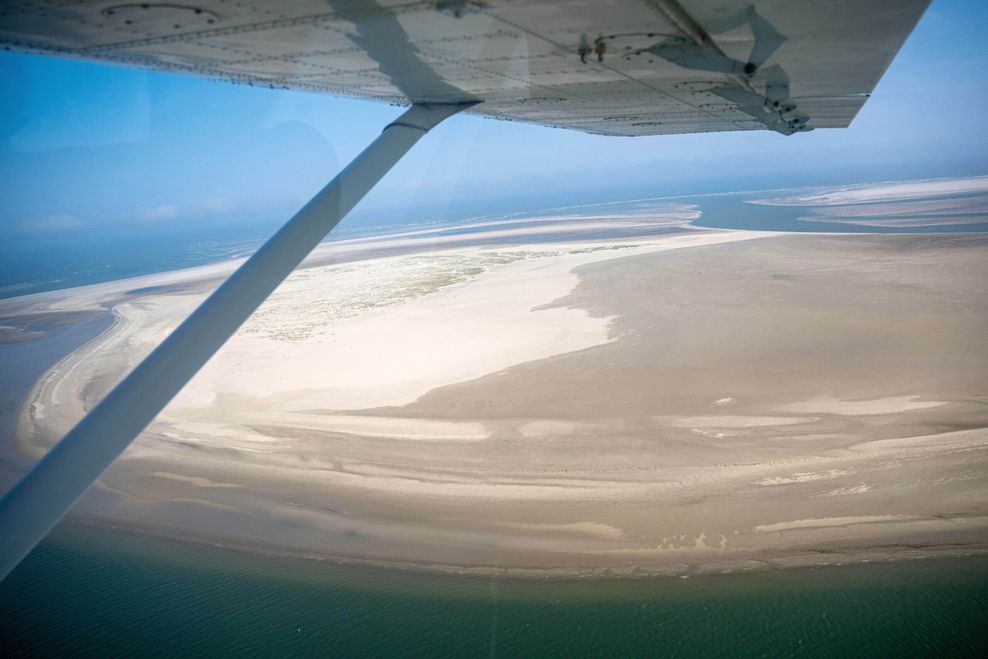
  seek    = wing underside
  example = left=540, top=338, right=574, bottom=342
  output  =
left=0, top=0, right=929, bottom=136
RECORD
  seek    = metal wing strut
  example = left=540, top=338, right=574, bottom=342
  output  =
left=0, top=101, right=475, bottom=581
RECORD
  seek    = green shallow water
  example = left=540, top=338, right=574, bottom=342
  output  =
left=1, top=522, right=986, bottom=657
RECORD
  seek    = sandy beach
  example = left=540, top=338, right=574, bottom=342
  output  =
left=2, top=205, right=987, bottom=575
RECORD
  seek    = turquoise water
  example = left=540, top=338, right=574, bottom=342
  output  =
left=1, top=522, right=986, bottom=657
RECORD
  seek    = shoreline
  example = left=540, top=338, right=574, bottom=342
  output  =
left=8, top=517, right=987, bottom=658
left=0, top=311, right=114, bottom=490
left=62, top=513, right=988, bottom=581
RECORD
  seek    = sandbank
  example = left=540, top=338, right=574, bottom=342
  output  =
left=2, top=220, right=987, bottom=575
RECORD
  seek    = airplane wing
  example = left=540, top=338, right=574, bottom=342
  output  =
left=0, top=0, right=929, bottom=136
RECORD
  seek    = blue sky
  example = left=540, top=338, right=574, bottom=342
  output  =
left=1, top=0, right=986, bottom=244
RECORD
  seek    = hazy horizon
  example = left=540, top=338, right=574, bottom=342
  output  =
left=1, top=0, right=986, bottom=250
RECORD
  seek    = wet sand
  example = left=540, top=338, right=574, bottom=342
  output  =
left=2, top=219, right=987, bottom=574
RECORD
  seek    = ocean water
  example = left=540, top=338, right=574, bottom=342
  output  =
left=690, top=192, right=988, bottom=234
left=5, top=186, right=987, bottom=300
left=1, top=522, right=986, bottom=657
